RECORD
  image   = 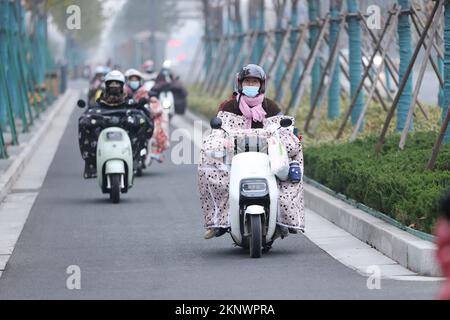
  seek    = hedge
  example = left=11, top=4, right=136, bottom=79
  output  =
left=304, top=132, right=450, bottom=234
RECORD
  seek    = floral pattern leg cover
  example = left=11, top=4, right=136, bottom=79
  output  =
left=149, top=101, right=170, bottom=156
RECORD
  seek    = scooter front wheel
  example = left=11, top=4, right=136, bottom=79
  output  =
left=249, top=215, right=262, bottom=258
left=109, top=174, right=121, bottom=204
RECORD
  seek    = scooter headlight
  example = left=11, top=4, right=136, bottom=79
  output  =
left=106, top=132, right=123, bottom=141
left=110, top=116, right=120, bottom=125
left=162, top=100, right=171, bottom=109
left=240, top=179, right=269, bottom=198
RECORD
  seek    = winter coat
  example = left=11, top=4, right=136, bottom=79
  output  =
left=219, top=95, right=282, bottom=129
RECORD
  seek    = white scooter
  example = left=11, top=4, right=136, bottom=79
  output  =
left=78, top=100, right=135, bottom=204
left=97, top=127, right=134, bottom=203
left=210, top=117, right=293, bottom=258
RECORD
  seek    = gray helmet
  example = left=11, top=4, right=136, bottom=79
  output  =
left=236, top=64, right=267, bottom=94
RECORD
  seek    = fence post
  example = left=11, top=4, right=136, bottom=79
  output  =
left=290, top=0, right=302, bottom=95
left=0, top=0, right=9, bottom=157
left=308, top=0, right=321, bottom=110
left=256, top=0, right=265, bottom=63
left=328, top=0, right=341, bottom=120
left=0, top=0, right=7, bottom=129
left=0, top=0, right=18, bottom=146
left=397, top=0, right=414, bottom=132
left=439, top=54, right=445, bottom=109
left=273, top=1, right=287, bottom=94
left=202, top=0, right=213, bottom=78
left=444, top=0, right=450, bottom=143
left=347, top=0, right=364, bottom=127
left=438, top=12, right=445, bottom=109
left=15, top=0, right=34, bottom=125
left=9, top=0, right=30, bottom=133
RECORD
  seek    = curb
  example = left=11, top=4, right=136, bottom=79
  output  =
left=0, top=90, right=77, bottom=204
left=304, top=183, right=441, bottom=277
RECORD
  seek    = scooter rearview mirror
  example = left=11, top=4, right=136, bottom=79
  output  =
left=280, top=118, right=293, bottom=128
left=210, top=117, right=223, bottom=130
left=77, top=99, right=86, bottom=108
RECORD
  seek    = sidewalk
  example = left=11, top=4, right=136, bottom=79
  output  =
left=0, top=88, right=80, bottom=277
left=0, top=90, right=79, bottom=203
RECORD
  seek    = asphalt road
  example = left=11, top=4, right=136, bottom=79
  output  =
left=0, top=88, right=442, bottom=300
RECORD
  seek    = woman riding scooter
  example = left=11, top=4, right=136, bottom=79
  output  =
left=198, top=64, right=305, bottom=240
left=125, top=69, right=170, bottom=164
left=124, top=69, right=152, bottom=119
left=78, top=70, right=154, bottom=179
left=141, top=60, right=158, bottom=91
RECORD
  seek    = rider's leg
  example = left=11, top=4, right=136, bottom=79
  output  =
left=79, top=119, right=98, bottom=179
left=128, top=125, right=151, bottom=172
left=149, top=117, right=168, bottom=163
left=84, top=158, right=97, bottom=179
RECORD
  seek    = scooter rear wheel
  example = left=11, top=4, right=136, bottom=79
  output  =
left=110, top=174, right=121, bottom=204
left=249, top=215, right=262, bottom=258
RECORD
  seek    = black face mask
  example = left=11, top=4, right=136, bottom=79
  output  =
left=107, top=86, right=122, bottom=96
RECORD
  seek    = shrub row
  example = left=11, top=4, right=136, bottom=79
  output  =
left=304, top=132, right=450, bottom=233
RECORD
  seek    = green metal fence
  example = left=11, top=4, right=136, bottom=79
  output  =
left=193, top=0, right=449, bottom=168
left=0, top=0, right=58, bottom=159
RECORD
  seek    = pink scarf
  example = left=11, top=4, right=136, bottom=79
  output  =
left=237, top=94, right=266, bottom=129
